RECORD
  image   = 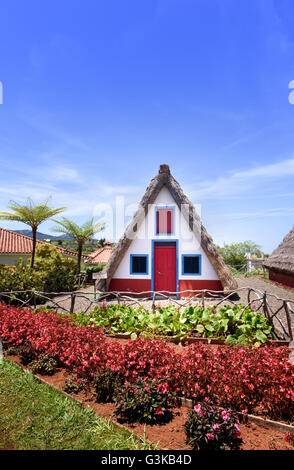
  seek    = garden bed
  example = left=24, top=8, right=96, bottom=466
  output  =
left=1, top=304, right=294, bottom=450
left=61, top=302, right=277, bottom=347
left=4, top=352, right=294, bottom=451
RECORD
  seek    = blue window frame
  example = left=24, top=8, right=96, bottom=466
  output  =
left=130, top=254, right=149, bottom=275
left=182, top=254, right=201, bottom=275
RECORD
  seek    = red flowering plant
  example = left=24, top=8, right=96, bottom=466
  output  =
left=184, top=401, right=242, bottom=450
left=285, top=432, right=294, bottom=446
left=114, top=377, right=177, bottom=424
left=63, top=375, right=89, bottom=394
left=0, top=304, right=294, bottom=423
left=176, top=343, right=294, bottom=421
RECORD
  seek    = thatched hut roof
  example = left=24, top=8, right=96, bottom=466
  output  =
left=263, top=226, right=294, bottom=276
left=97, top=164, right=238, bottom=293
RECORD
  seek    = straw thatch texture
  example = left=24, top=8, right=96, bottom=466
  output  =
left=263, top=226, right=294, bottom=275
left=97, top=164, right=238, bottom=293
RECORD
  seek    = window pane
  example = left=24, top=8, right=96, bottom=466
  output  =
left=132, top=256, right=147, bottom=273
left=183, top=256, right=200, bottom=274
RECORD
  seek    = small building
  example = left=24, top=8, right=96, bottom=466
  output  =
left=97, top=164, right=237, bottom=297
left=263, top=226, right=294, bottom=288
left=85, top=241, right=113, bottom=265
left=0, top=227, right=79, bottom=265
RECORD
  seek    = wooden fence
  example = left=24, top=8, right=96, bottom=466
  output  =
left=0, top=286, right=293, bottom=341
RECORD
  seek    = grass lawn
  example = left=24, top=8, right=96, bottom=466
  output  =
left=0, top=359, right=154, bottom=450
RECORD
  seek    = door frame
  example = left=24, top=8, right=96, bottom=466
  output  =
left=151, top=239, right=179, bottom=298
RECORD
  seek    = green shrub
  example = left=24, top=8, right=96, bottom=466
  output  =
left=30, top=354, right=58, bottom=375
left=85, top=264, right=105, bottom=282
left=63, top=375, right=88, bottom=394
left=114, top=378, right=177, bottom=424
left=185, top=402, right=242, bottom=450
left=0, top=261, right=43, bottom=304
left=0, top=244, right=77, bottom=304
left=19, top=341, right=36, bottom=366
left=93, top=368, right=124, bottom=403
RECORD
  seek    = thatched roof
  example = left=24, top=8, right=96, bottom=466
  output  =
left=97, top=164, right=238, bottom=293
left=263, top=226, right=294, bottom=276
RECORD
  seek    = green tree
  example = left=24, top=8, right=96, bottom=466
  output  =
left=52, top=218, right=104, bottom=275
left=0, top=199, right=66, bottom=268
left=217, top=241, right=262, bottom=271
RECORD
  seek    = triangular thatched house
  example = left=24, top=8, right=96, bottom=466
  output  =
left=97, top=164, right=237, bottom=297
left=263, top=226, right=294, bottom=288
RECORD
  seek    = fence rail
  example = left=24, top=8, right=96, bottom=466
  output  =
left=0, top=287, right=293, bottom=341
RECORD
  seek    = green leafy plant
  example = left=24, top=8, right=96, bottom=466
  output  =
left=114, top=378, right=177, bottom=424
left=182, top=304, right=272, bottom=346
left=185, top=402, right=242, bottom=450
left=30, top=354, right=58, bottom=375
left=63, top=375, right=88, bottom=394
left=93, top=368, right=124, bottom=403
left=19, top=341, right=36, bottom=366
left=70, top=303, right=272, bottom=346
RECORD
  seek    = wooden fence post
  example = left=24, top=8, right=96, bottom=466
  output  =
left=263, top=292, right=270, bottom=322
left=201, top=291, right=205, bottom=309
left=247, top=288, right=251, bottom=305
left=70, top=293, right=76, bottom=315
left=284, top=301, right=294, bottom=341
left=94, top=281, right=97, bottom=301
left=152, top=292, right=156, bottom=311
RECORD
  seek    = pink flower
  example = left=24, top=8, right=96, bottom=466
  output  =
left=235, top=423, right=240, bottom=432
left=213, top=424, right=220, bottom=430
left=194, top=404, right=203, bottom=416
left=206, top=433, right=214, bottom=440
left=221, top=410, right=229, bottom=421
left=156, top=407, right=163, bottom=415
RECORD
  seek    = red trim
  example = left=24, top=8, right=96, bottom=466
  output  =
left=178, top=279, right=223, bottom=298
left=109, top=278, right=223, bottom=298
left=269, top=270, right=294, bottom=289
left=109, top=279, right=151, bottom=297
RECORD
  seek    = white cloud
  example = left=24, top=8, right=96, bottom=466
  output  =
left=49, top=166, right=80, bottom=182
left=188, top=157, right=294, bottom=201
left=223, top=207, right=294, bottom=220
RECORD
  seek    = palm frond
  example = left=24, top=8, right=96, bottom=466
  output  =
left=0, top=199, right=66, bottom=227
left=52, top=217, right=105, bottom=243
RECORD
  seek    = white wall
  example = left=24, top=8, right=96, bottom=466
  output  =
left=0, top=254, right=31, bottom=266
left=112, top=187, right=219, bottom=281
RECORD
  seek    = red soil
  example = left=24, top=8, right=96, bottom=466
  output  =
left=4, top=353, right=294, bottom=451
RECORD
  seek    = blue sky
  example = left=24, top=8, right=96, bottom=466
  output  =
left=1, top=0, right=294, bottom=253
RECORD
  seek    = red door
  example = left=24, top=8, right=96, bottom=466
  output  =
left=154, top=243, right=177, bottom=294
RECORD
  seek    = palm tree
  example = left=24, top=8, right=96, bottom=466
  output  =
left=0, top=199, right=66, bottom=268
left=52, top=218, right=104, bottom=275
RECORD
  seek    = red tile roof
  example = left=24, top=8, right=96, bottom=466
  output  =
left=86, top=244, right=113, bottom=265
left=0, top=227, right=79, bottom=257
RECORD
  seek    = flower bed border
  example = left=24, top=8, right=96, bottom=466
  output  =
left=104, top=333, right=290, bottom=347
